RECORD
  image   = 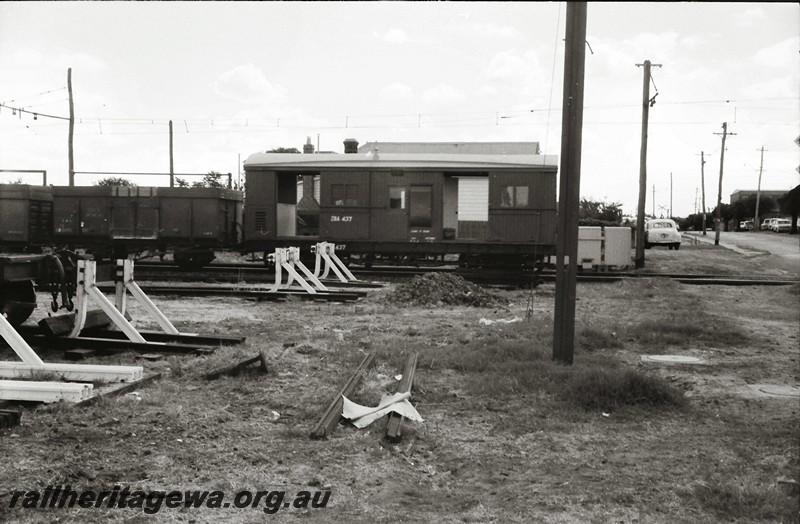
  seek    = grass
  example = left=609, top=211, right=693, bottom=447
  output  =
left=578, top=326, right=623, bottom=351
left=562, top=368, right=688, bottom=411
left=625, top=313, right=751, bottom=350
left=682, top=479, right=799, bottom=523
left=3, top=246, right=797, bottom=524
left=406, top=315, right=688, bottom=413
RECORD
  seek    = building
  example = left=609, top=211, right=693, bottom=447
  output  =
left=730, top=189, right=788, bottom=204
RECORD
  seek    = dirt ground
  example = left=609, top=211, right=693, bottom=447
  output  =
left=1, top=243, right=798, bottom=523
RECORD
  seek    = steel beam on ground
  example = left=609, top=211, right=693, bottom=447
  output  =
left=0, top=380, right=92, bottom=403
left=386, top=352, right=419, bottom=441
left=0, top=362, right=142, bottom=382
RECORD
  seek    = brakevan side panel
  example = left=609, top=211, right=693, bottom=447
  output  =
left=244, top=169, right=277, bottom=243
left=319, top=170, right=371, bottom=240
left=488, top=169, right=556, bottom=244
left=370, top=171, right=443, bottom=242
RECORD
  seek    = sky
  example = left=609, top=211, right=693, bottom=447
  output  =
left=0, top=1, right=797, bottom=218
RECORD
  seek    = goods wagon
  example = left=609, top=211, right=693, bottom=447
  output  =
left=242, top=141, right=558, bottom=267
left=0, top=184, right=242, bottom=266
left=0, top=184, right=53, bottom=251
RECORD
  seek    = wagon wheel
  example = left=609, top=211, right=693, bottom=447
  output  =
left=0, top=280, right=37, bottom=327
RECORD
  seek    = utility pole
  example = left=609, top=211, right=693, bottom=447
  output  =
left=652, top=184, right=655, bottom=217
left=700, top=151, right=707, bottom=235
left=552, top=1, right=587, bottom=365
left=670, top=172, right=673, bottom=218
left=634, top=59, right=661, bottom=268
left=754, top=146, right=765, bottom=230
left=713, top=122, right=736, bottom=245
left=68, top=68, right=75, bottom=186
left=169, top=120, right=174, bottom=187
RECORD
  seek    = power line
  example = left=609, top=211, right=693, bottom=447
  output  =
left=0, top=103, right=70, bottom=121
left=3, top=87, right=66, bottom=105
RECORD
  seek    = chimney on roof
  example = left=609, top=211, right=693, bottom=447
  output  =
left=343, top=138, right=359, bottom=154
left=303, top=136, right=315, bottom=154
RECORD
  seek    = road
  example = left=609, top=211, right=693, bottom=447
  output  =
left=683, top=230, right=800, bottom=278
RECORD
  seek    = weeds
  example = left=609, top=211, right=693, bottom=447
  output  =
left=563, top=368, right=687, bottom=411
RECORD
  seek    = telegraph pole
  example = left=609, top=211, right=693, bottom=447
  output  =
left=552, top=1, right=587, bottom=365
left=652, top=184, right=655, bottom=217
left=169, top=120, right=174, bottom=187
left=68, top=68, right=75, bottom=186
left=713, top=122, right=735, bottom=245
left=754, top=146, right=765, bottom=230
left=634, top=59, right=661, bottom=268
left=670, top=172, right=673, bottom=218
left=700, top=151, right=707, bottom=235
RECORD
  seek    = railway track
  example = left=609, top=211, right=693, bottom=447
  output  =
left=131, top=261, right=798, bottom=289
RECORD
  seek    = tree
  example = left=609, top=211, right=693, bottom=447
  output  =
left=95, top=177, right=136, bottom=187
left=579, top=198, right=624, bottom=226
left=679, top=213, right=713, bottom=232
left=174, top=177, right=190, bottom=188
left=191, top=171, right=228, bottom=188
left=729, top=194, right=776, bottom=224
left=709, top=203, right=734, bottom=231
left=267, top=147, right=301, bottom=154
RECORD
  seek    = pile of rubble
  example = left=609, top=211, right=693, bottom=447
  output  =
left=387, top=273, right=503, bottom=307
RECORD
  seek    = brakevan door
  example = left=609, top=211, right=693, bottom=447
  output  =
left=408, top=185, right=433, bottom=241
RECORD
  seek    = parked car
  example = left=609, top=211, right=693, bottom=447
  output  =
left=739, top=220, right=754, bottom=231
left=645, top=219, right=681, bottom=250
left=760, top=218, right=776, bottom=231
left=771, top=218, right=791, bottom=233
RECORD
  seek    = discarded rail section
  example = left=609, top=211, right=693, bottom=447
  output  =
left=309, top=351, right=422, bottom=441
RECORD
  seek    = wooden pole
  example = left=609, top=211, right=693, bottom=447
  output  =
left=754, top=146, right=764, bottom=230
left=714, top=122, right=734, bottom=245
left=701, top=151, right=707, bottom=235
left=169, top=120, right=174, bottom=187
left=652, top=184, right=655, bottom=217
left=68, top=68, right=75, bottom=186
left=670, top=172, right=673, bottom=218
left=552, top=1, right=587, bottom=365
left=634, top=60, right=651, bottom=268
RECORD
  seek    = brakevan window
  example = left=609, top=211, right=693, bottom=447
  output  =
left=331, top=184, right=359, bottom=206
left=389, top=187, right=406, bottom=209
left=500, top=185, right=529, bottom=208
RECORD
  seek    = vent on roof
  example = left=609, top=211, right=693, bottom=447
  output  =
left=343, top=138, right=359, bottom=154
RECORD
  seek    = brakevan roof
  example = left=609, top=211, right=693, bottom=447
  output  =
left=356, top=142, right=541, bottom=155
left=244, top=152, right=558, bottom=170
